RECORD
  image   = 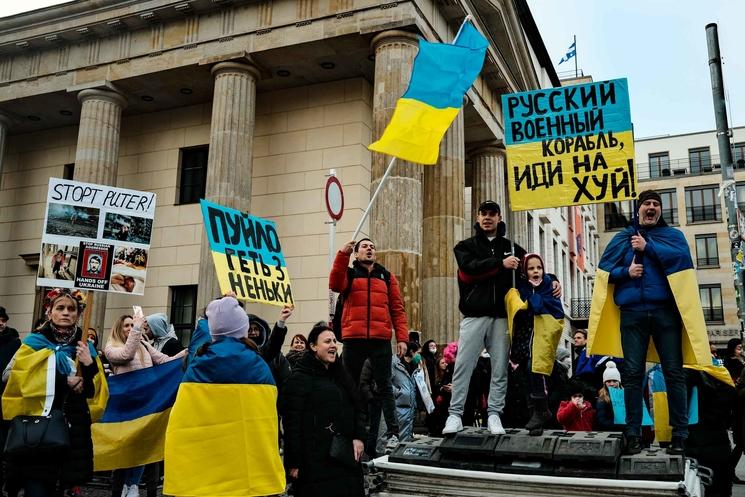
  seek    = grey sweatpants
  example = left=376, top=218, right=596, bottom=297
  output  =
left=448, top=316, right=510, bottom=418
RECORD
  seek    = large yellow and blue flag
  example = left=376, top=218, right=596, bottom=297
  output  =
left=164, top=337, right=285, bottom=497
left=92, top=359, right=183, bottom=471
left=368, top=21, right=488, bottom=164
left=2, top=333, right=108, bottom=422
left=587, top=224, right=710, bottom=366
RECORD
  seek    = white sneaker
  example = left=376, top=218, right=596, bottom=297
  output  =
left=121, top=485, right=130, bottom=497
left=488, top=413, right=505, bottom=435
left=126, top=484, right=140, bottom=497
left=384, top=434, right=400, bottom=454
left=442, top=415, right=464, bottom=435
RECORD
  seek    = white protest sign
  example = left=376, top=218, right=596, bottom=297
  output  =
left=37, top=178, right=156, bottom=295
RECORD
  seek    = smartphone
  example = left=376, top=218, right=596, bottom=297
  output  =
left=132, top=305, right=143, bottom=318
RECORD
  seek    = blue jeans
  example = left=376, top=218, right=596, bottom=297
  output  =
left=620, top=308, right=688, bottom=439
left=124, top=466, right=145, bottom=486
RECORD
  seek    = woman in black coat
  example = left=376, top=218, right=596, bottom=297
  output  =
left=282, top=324, right=366, bottom=497
left=2, top=289, right=102, bottom=497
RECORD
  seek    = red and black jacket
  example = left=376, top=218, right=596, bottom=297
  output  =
left=329, top=251, right=409, bottom=343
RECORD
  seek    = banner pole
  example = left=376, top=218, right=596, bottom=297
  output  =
left=453, top=14, right=473, bottom=44
left=352, top=156, right=396, bottom=241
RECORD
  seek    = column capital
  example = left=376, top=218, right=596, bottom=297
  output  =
left=211, top=61, right=261, bottom=81
left=0, top=111, right=12, bottom=129
left=371, top=30, right=420, bottom=52
left=468, top=142, right=506, bottom=159
left=77, top=88, right=128, bottom=109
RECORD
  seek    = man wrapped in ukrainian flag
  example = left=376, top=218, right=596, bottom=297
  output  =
left=588, top=189, right=710, bottom=456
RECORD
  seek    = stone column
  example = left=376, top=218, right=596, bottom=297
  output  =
left=469, top=146, right=507, bottom=221
left=422, top=112, right=465, bottom=344
left=73, top=88, right=128, bottom=333
left=0, top=113, right=11, bottom=181
left=197, top=61, right=261, bottom=311
left=369, top=31, right=421, bottom=332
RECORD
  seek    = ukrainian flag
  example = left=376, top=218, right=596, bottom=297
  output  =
left=588, top=225, right=710, bottom=366
left=368, top=21, right=488, bottom=165
left=2, top=335, right=108, bottom=422
left=505, top=285, right=565, bottom=375
left=92, top=359, right=183, bottom=471
left=164, top=337, right=285, bottom=497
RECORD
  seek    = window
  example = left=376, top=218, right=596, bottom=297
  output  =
left=688, top=147, right=711, bottom=174
left=737, top=182, right=745, bottom=211
left=527, top=214, right=534, bottom=252
left=177, top=145, right=209, bottom=205
left=695, top=234, right=719, bottom=267
left=63, top=163, right=75, bottom=180
left=685, top=185, right=720, bottom=223
left=604, top=200, right=634, bottom=230
left=657, top=188, right=678, bottom=225
left=734, top=142, right=745, bottom=169
left=649, top=152, right=670, bottom=178
left=699, top=284, right=723, bottom=323
left=170, top=285, right=198, bottom=345
left=539, top=226, right=545, bottom=259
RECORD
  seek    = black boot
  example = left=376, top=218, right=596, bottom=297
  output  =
left=525, top=397, right=551, bottom=436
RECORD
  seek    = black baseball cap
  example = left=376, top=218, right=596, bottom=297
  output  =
left=478, top=200, right=500, bottom=214
left=0, top=307, right=8, bottom=321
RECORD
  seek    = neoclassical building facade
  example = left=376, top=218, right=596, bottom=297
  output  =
left=0, top=0, right=558, bottom=345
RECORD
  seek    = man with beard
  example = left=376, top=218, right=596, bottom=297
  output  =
left=589, top=190, right=710, bottom=456
left=330, top=238, right=409, bottom=451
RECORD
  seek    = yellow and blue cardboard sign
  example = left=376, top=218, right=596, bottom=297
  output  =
left=200, top=199, right=293, bottom=307
left=503, top=78, right=636, bottom=210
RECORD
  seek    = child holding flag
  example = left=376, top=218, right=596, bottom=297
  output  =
left=510, top=253, right=565, bottom=435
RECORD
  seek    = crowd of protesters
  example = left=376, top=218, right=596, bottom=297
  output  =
left=0, top=191, right=742, bottom=497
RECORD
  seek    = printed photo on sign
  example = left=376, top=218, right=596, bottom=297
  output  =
left=102, top=213, right=153, bottom=245
left=109, top=246, right=148, bottom=294
left=75, top=242, right=114, bottom=291
left=38, top=244, right=78, bottom=281
left=45, top=203, right=100, bottom=238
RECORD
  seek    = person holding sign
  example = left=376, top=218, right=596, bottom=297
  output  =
left=443, top=201, right=561, bottom=435
left=329, top=238, right=409, bottom=452
left=589, top=190, right=710, bottom=456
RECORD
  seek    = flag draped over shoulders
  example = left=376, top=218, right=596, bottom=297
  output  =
left=588, top=225, right=710, bottom=366
left=92, top=359, right=183, bottom=471
left=2, top=333, right=108, bottom=421
left=368, top=21, right=488, bottom=165
left=164, top=337, right=285, bottom=497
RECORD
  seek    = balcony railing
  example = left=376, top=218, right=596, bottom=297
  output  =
left=696, top=257, right=719, bottom=268
left=570, top=298, right=591, bottom=319
left=637, top=154, right=745, bottom=181
left=703, top=306, right=724, bottom=323
left=686, top=205, right=721, bottom=223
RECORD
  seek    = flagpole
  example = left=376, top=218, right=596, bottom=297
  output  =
left=574, top=34, right=578, bottom=78
left=352, top=156, right=397, bottom=241
left=453, top=14, right=473, bottom=44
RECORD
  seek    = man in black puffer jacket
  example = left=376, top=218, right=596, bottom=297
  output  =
left=443, top=200, right=560, bottom=436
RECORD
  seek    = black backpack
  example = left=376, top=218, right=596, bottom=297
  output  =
left=332, top=267, right=391, bottom=342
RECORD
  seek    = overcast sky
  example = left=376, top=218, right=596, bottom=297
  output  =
left=528, top=0, right=745, bottom=138
left=2, top=1, right=743, bottom=139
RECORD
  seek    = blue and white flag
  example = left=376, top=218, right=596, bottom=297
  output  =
left=558, top=41, right=576, bottom=65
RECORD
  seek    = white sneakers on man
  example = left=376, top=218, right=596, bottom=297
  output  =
left=487, top=413, right=505, bottom=435
left=442, top=414, right=464, bottom=435
left=121, top=484, right=140, bottom=497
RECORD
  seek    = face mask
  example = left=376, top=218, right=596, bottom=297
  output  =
left=412, top=353, right=421, bottom=365
left=429, top=345, right=437, bottom=354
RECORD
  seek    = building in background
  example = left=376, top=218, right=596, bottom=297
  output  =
left=598, top=125, right=745, bottom=346
left=0, top=0, right=562, bottom=346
